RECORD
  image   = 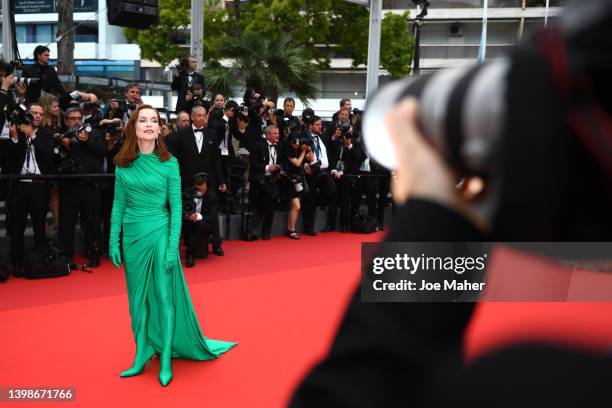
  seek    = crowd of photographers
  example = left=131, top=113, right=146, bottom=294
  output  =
left=0, top=49, right=392, bottom=280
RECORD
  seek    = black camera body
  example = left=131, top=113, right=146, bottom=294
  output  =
left=8, top=104, right=34, bottom=126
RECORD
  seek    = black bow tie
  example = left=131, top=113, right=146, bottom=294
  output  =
left=269, top=144, right=277, bottom=148
left=194, top=128, right=204, bottom=133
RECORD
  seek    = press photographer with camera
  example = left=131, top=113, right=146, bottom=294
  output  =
left=22, top=45, right=67, bottom=106
left=182, top=173, right=223, bottom=268
left=301, top=115, right=339, bottom=235
left=171, top=55, right=205, bottom=114
left=5, top=103, right=54, bottom=277
left=209, top=100, right=248, bottom=213
left=327, top=113, right=365, bottom=233
left=111, top=84, right=143, bottom=126
left=1, top=60, right=27, bottom=191
left=247, top=125, right=285, bottom=240
left=284, top=134, right=315, bottom=240
left=238, top=89, right=275, bottom=151
left=274, top=98, right=301, bottom=141
left=182, top=84, right=209, bottom=114
left=54, top=107, right=106, bottom=268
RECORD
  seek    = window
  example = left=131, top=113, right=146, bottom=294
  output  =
left=15, top=24, right=58, bottom=43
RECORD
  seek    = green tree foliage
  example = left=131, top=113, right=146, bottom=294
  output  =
left=125, top=0, right=414, bottom=78
left=204, top=33, right=319, bottom=104
left=330, top=3, right=415, bottom=78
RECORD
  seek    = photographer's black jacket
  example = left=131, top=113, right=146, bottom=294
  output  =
left=209, top=114, right=243, bottom=158
left=56, top=128, right=107, bottom=174
left=22, top=62, right=68, bottom=106
left=5, top=127, right=55, bottom=175
left=171, top=71, right=205, bottom=113
left=0, top=89, right=17, bottom=131
left=181, top=186, right=219, bottom=224
left=329, top=139, right=364, bottom=175
left=248, top=137, right=286, bottom=184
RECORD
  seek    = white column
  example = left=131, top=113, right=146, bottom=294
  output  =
left=1, top=0, right=16, bottom=61
left=366, top=0, right=382, bottom=98
left=98, top=0, right=108, bottom=59
left=191, top=0, right=204, bottom=68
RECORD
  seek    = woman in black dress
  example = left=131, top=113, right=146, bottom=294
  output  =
left=284, top=135, right=314, bottom=239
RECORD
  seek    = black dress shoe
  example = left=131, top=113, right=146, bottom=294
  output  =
left=89, top=257, right=100, bottom=267
left=11, top=263, right=25, bottom=278
left=303, top=229, right=317, bottom=236
left=213, top=246, right=224, bottom=256
left=321, top=225, right=335, bottom=233
left=186, top=255, right=195, bottom=268
left=377, top=223, right=385, bottom=231
left=340, top=225, right=350, bottom=233
left=262, top=233, right=271, bottom=240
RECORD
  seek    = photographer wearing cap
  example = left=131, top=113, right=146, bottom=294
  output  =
left=54, top=107, right=106, bottom=268
left=5, top=103, right=54, bottom=277
left=171, top=55, right=205, bottom=114
left=301, top=115, right=339, bottom=235
left=22, top=45, right=67, bottom=106
left=182, top=173, right=223, bottom=268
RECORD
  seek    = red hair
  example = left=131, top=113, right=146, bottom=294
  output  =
left=113, top=105, right=171, bottom=167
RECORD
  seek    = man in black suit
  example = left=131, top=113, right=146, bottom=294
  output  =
left=182, top=173, right=223, bottom=268
left=209, top=100, right=248, bottom=211
left=328, top=126, right=365, bottom=232
left=301, top=115, right=339, bottom=235
left=167, top=106, right=225, bottom=192
left=5, top=103, right=54, bottom=277
left=171, top=55, right=205, bottom=114
left=22, top=45, right=68, bottom=106
left=247, top=125, right=284, bottom=240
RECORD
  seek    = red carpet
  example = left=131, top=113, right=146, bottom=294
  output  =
left=0, top=232, right=379, bottom=407
left=2, top=232, right=612, bottom=407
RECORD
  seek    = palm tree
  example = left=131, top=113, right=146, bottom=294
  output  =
left=203, top=32, right=319, bottom=105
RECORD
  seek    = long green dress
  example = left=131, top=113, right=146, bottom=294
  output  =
left=110, top=151, right=236, bottom=371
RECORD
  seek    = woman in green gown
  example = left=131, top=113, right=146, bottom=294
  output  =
left=109, top=105, right=236, bottom=386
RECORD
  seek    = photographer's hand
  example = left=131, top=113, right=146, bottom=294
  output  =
left=61, top=137, right=72, bottom=149
left=185, top=92, right=193, bottom=102
left=333, top=128, right=342, bottom=140
left=18, top=124, right=34, bottom=138
left=78, top=131, right=89, bottom=142
left=188, top=213, right=198, bottom=222
left=218, top=184, right=227, bottom=193
left=9, top=125, right=18, bottom=142
left=385, top=98, right=489, bottom=231
left=1, top=75, right=15, bottom=91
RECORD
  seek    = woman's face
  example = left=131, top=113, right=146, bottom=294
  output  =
left=135, top=108, right=160, bottom=141
left=49, top=102, right=60, bottom=116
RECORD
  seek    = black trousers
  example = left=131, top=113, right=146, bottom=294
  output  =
left=100, top=185, right=114, bottom=252
left=375, top=173, right=391, bottom=225
left=8, top=181, right=50, bottom=263
left=303, top=171, right=338, bottom=230
left=58, top=181, right=102, bottom=257
left=185, top=215, right=221, bottom=256
left=249, top=178, right=279, bottom=235
left=351, top=174, right=378, bottom=219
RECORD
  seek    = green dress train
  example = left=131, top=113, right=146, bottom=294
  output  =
left=109, top=151, right=236, bottom=381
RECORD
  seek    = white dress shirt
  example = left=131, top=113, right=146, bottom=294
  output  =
left=192, top=125, right=204, bottom=153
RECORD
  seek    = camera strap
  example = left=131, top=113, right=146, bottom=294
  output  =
left=537, top=27, right=612, bottom=178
